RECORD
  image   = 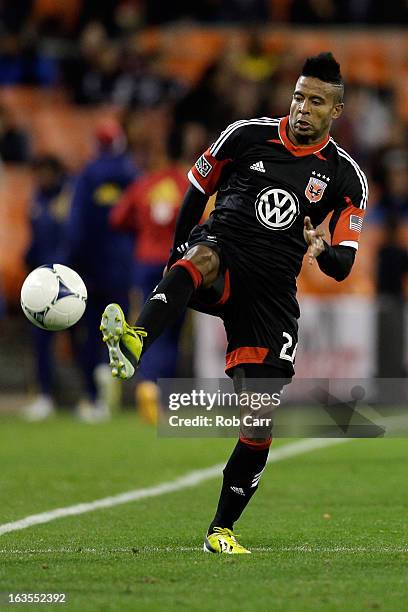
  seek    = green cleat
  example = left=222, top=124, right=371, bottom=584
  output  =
left=100, top=304, right=147, bottom=380
left=203, top=527, right=251, bottom=554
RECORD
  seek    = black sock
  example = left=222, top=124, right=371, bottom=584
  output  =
left=135, top=262, right=201, bottom=352
left=208, top=439, right=270, bottom=534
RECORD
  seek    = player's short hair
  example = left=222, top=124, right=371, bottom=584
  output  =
left=301, top=52, right=344, bottom=102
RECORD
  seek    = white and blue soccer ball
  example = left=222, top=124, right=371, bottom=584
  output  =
left=20, top=264, right=87, bottom=331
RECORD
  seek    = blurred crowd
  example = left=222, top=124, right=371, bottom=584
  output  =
left=1, top=0, right=407, bottom=36
left=0, top=3, right=407, bottom=417
left=15, top=116, right=190, bottom=422
left=1, top=11, right=407, bottom=220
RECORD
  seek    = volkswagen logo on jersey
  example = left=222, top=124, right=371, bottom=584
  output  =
left=255, top=187, right=299, bottom=230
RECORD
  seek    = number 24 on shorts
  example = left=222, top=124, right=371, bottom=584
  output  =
left=280, top=332, right=298, bottom=363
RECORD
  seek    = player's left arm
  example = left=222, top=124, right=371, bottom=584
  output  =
left=303, top=217, right=355, bottom=281
left=167, top=122, right=245, bottom=268
left=305, top=155, right=368, bottom=281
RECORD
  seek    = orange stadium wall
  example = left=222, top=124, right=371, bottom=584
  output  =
left=139, top=26, right=408, bottom=119
left=1, top=27, right=408, bottom=303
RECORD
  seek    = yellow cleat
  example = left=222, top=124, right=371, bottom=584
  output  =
left=203, top=527, right=251, bottom=554
left=100, top=304, right=147, bottom=380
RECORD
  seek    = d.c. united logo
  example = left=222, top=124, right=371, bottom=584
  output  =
left=305, top=174, right=328, bottom=203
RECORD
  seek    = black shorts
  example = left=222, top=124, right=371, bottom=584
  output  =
left=184, top=222, right=299, bottom=378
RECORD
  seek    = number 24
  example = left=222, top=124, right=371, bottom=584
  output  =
left=279, top=332, right=298, bottom=363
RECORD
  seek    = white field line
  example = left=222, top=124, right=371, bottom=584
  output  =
left=0, top=546, right=407, bottom=555
left=0, top=438, right=352, bottom=537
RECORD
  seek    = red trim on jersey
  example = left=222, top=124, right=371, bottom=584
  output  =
left=277, top=116, right=330, bottom=157
left=314, top=151, right=327, bottom=161
left=189, top=148, right=231, bottom=195
left=215, top=269, right=231, bottom=306
left=331, top=199, right=365, bottom=246
left=192, top=268, right=231, bottom=311
left=170, top=259, right=203, bottom=290
left=225, top=346, right=269, bottom=371
left=240, top=436, right=272, bottom=450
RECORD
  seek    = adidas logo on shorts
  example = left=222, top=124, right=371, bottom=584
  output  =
left=150, top=293, right=167, bottom=303
left=230, top=486, right=245, bottom=496
left=250, top=161, right=266, bottom=173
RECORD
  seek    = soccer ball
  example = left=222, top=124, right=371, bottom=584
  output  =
left=21, top=264, right=87, bottom=331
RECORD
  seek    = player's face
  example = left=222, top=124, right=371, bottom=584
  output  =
left=288, top=76, right=344, bottom=145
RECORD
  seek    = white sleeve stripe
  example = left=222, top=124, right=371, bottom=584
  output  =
left=339, top=240, right=359, bottom=250
left=331, top=139, right=368, bottom=210
left=335, top=147, right=368, bottom=210
left=187, top=169, right=206, bottom=194
left=210, top=117, right=280, bottom=156
left=210, top=117, right=280, bottom=155
left=210, top=118, right=277, bottom=155
left=210, top=116, right=280, bottom=147
left=331, top=139, right=368, bottom=207
left=209, top=119, right=248, bottom=153
left=337, top=147, right=368, bottom=210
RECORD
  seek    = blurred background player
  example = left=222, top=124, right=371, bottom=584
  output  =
left=0, top=103, right=31, bottom=164
left=64, top=119, right=140, bottom=422
left=22, top=154, right=71, bottom=421
left=110, top=124, right=189, bottom=423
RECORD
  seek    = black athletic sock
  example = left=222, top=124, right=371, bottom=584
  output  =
left=135, top=261, right=202, bottom=353
left=208, top=438, right=271, bottom=534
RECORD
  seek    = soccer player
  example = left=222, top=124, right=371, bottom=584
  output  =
left=23, top=155, right=70, bottom=421
left=110, top=149, right=189, bottom=422
left=66, top=119, right=139, bottom=421
left=101, top=53, right=368, bottom=553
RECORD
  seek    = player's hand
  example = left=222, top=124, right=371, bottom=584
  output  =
left=303, top=216, right=325, bottom=265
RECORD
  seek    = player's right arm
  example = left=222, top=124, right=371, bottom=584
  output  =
left=167, top=122, right=244, bottom=267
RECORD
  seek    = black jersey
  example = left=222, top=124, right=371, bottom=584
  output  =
left=188, top=116, right=368, bottom=292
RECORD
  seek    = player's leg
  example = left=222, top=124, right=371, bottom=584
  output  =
left=204, top=364, right=291, bottom=554
left=135, top=262, right=185, bottom=423
left=101, top=245, right=220, bottom=379
left=77, top=293, right=101, bottom=403
left=23, top=327, right=55, bottom=421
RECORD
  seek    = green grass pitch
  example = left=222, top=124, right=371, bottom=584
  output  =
left=0, top=412, right=407, bottom=611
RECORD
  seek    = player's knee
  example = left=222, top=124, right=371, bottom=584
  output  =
left=240, top=437, right=272, bottom=448
left=184, top=245, right=220, bottom=287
